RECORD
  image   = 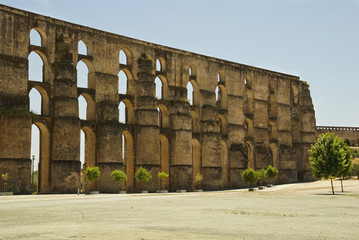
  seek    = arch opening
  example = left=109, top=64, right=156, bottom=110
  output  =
left=119, top=101, right=126, bottom=124
left=160, top=134, right=170, bottom=190
left=118, top=70, right=128, bottom=94
left=119, top=49, right=127, bottom=65
left=122, top=131, right=134, bottom=191
left=78, top=95, right=87, bottom=120
left=155, top=76, right=163, bottom=99
left=192, top=138, right=201, bottom=190
left=187, top=81, right=194, bottom=105
left=29, top=88, right=42, bottom=115
left=30, top=29, right=41, bottom=46
left=78, top=40, right=87, bottom=55
left=77, top=60, right=89, bottom=88
left=28, top=51, right=43, bottom=82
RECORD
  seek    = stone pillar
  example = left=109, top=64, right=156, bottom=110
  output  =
left=169, top=97, right=192, bottom=191
left=0, top=54, right=32, bottom=194
left=135, top=53, right=160, bottom=192
left=50, top=36, right=81, bottom=193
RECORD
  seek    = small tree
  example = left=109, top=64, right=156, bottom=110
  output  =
left=1, top=172, right=9, bottom=192
left=111, top=170, right=127, bottom=192
left=266, top=165, right=279, bottom=185
left=195, top=173, right=204, bottom=190
left=85, top=167, right=100, bottom=191
left=135, top=167, right=152, bottom=191
left=241, top=168, right=258, bottom=189
left=157, top=172, right=169, bottom=190
left=309, top=133, right=351, bottom=194
left=339, top=149, right=352, bottom=192
left=256, top=168, right=267, bottom=186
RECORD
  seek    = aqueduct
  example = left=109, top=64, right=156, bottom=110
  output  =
left=0, top=4, right=316, bottom=193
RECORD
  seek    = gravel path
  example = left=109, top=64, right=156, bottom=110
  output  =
left=1, top=180, right=358, bottom=240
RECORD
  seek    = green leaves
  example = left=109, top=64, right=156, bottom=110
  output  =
left=241, top=168, right=258, bottom=186
left=85, top=167, right=100, bottom=182
left=157, top=172, right=169, bottom=180
left=135, top=167, right=152, bottom=183
left=111, top=170, right=127, bottom=182
left=266, top=165, right=278, bottom=179
left=309, top=132, right=352, bottom=180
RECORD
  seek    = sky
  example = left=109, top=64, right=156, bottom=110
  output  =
left=1, top=0, right=359, bottom=167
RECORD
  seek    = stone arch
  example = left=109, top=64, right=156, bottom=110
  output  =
left=29, top=27, right=47, bottom=47
left=188, top=65, right=197, bottom=77
left=158, top=104, right=170, bottom=128
left=269, top=94, right=277, bottom=118
left=186, top=80, right=200, bottom=106
left=160, top=134, right=170, bottom=190
left=190, top=110, right=200, bottom=133
left=28, top=51, right=45, bottom=82
left=80, top=126, right=96, bottom=192
left=122, top=130, right=134, bottom=191
left=246, top=141, right=255, bottom=169
left=119, top=47, right=132, bottom=66
left=269, top=121, right=278, bottom=140
left=156, top=57, right=166, bottom=72
left=77, top=60, right=89, bottom=88
left=122, top=69, right=134, bottom=95
left=221, top=140, right=228, bottom=188
left=118, top=70, right=128, bottom=94
left=218, top=70, right=225, bottom=83
left=29, top=88, right=42, bottom=115
left=119, top=99, right=135, bottom=124
left=291, top=85, right=299, bottom=105
left=156, top=75, right=169, bottom=100
left=219, top=114, right=228, bottom=137
left=78, top=93, right=95, bottom=121
left=78, top=40, right=87, bottom=55
left=192, top=138, right=201, bottom=189
left=244, top=118, right=254, bottom=138
left=269, top=143, right=278, bottom=169
left=245, top=89, right=254, bottom=115
left=216, top=84, right=228, bottom=109
left=155, top=76, right=163, bottom=99
left=244, top=75, right=253, bottom=89
left=33, top=122, right=50, bottom=193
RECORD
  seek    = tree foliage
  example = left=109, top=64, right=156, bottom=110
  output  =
left=111, top=170, right=127, bottom=182
left=266, top=165, right=279, bottom=179
left=135, top=167, right=152, bottom=183
left=85, top=167, right=100, bottom=182
left=195, top=173, right=203, bottom=183
left=256, top=169, right=267, bottom=181
left=241, top=168, right=258, bottom=186
left=309, top=132, right=352, bottom=194
left=157, top=172, right=169, bottom=180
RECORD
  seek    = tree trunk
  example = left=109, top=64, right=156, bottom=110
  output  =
left=330, top=178, right=335, bottom=195
left=340, top=177, right=344, bottom=192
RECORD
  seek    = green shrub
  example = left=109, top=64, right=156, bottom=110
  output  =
left=257, top=169, right=267, bottom=181
left=241, top=168, right=258, bottom=186
left=157, top=172, right=169, bottom=180
left=111, top=170, right=127, bottom=182
left=135, top=167, right=152, bottom=183
left=85, top=167, right=100, bottom=182
left=266, top=165, right=279, bottom=179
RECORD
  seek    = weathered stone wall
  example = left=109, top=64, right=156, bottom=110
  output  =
left=316, top=126, right=359, bottom=146
left=0, top=4, right=316, bottom=193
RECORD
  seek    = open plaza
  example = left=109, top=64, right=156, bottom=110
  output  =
left=1, top=180, right=359, bottom=240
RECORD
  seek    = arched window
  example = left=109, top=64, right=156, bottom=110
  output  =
left=122, top=134, right=125, bottom=160
left=80, top=129, right=85, bottom=168
left=217, top=73, right=221, bottom=82
left=119, top=101, right=126, bottom=123
left=156, top=59, right=162, bottom=72
left=155, top=77, right=163, bottom=99
left=118, top=70, right=128, bottom=94
left=244, top=78, right=247, bottom=86
left=28, top=52, right=43, bottom=82
left=189, top=67, right=192, bottom=76
left=29, top=88, right=42, bottom=115
left=78, top=40, right=87, bottom=55
left=119, top=50, right=127, bottom=65
left=77, top=60, right=89, bottom=88
left=30, top=124, right=40, bottom=182
left=215, top=86, right=219, bottom=101
left=78, top=95, right=87, bottom=120
left=30, top=29, right=41, bottom=46
left=187, top=81, right=194, bottom=105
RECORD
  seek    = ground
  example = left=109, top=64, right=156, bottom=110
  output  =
left=1, top=180, right=359, bottom=240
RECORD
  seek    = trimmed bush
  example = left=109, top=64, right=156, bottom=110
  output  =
left=85, top=167, right=100, bottom=182
left=266, top=165, right=279, bottom=179
left=241, top=168, right=258, bottom=187
left=111, top=170, right=127, bottom=182
left=135, top=167, right=152, bottom=183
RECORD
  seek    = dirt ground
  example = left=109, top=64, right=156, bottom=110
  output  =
left=1, top=179, right=359, bottom=240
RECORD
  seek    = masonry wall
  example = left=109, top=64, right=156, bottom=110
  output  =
left=0, top=4, right=316, bottom=194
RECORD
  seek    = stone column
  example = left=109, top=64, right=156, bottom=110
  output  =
left=50, top=36, right=81, bottom=193
left=135, top=54, right=160, bottom=192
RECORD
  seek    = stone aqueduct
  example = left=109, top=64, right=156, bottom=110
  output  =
left=0, top=5, right=316, bottom=194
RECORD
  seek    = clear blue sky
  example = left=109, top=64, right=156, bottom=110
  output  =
left=2, top=0, right=359, bottom=126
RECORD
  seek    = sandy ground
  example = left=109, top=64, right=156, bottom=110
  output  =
left=1, top=180, right=359, bottom=240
